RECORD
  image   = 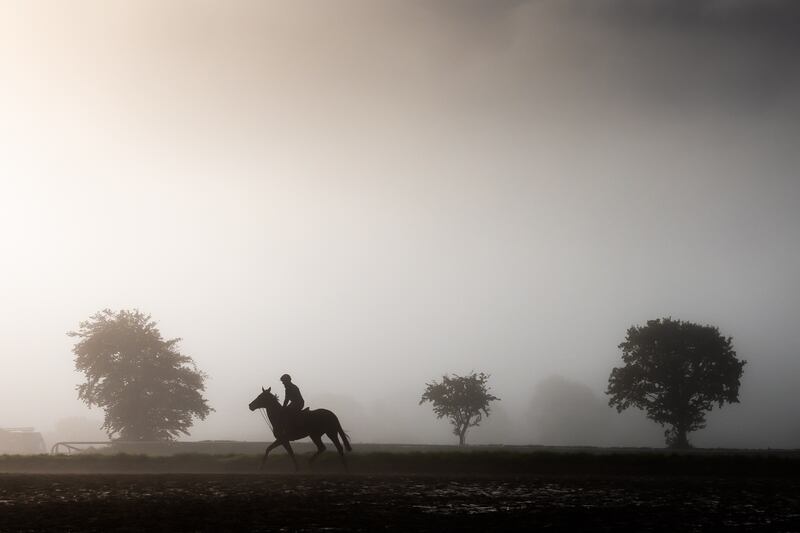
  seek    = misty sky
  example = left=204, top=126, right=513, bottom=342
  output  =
left=1, top=0, right=799, bottom=448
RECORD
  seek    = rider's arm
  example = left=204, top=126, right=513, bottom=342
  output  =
left=283, top=396, right=289, bottom=407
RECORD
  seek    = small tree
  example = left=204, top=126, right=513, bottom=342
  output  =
left=69, top=309, right=212, bottom=441
left=607, top=318, right=746, bottom=449
left=420, top=372, right=499, bottom=446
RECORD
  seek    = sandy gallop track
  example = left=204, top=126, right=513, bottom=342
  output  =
left=0, top=474, right=798, bottom=531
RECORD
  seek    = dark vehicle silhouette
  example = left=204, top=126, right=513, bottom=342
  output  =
left=249, top=387, right=351, bottom=471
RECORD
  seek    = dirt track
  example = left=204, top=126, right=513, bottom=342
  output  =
left=1, top=474, right=798, bottom=531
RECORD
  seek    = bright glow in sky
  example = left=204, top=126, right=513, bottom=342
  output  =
left=1, top=1, right=799, bottom=447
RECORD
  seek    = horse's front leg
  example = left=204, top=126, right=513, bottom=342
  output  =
left=261, top=440, right=282, bottom=470
left=282, top=441, right=299, bottom=472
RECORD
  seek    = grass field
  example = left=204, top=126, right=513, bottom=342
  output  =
left=2, top=446, right=800, bottom=476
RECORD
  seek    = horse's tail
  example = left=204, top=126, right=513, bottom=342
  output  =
left=336, top=417, right=352, bottom=452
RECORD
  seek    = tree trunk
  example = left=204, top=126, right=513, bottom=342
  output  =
left=674, top=428, right=690, bottom=449
left=668, top=424, right=691, bottom=449
left=458, top=425, right=467, bottom=446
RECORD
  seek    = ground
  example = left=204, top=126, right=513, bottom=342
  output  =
left=1, top=450, right=799, bottom=531
left=1, top=473, right=798, bottom=531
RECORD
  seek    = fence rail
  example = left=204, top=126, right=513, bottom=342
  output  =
left=50, top=441, right=116, bottom=454
left=49, top=440, right=262, bottom=455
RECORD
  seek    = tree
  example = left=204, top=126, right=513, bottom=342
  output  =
left=69, top=309, right=212, bottom=441
left=607, top=318, right=746, bottom=449
left=530, top=376, right=616, bottom=446
left=419, top=372, right=499, bottom=446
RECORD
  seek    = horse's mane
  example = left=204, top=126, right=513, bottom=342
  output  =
left=263, top=390, right=279, bottom=403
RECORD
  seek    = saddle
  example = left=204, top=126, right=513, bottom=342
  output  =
left=278, top=407, right=311, bottom=436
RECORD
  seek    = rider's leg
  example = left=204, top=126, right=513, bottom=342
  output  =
left=286, top=404, right=302, bottom=434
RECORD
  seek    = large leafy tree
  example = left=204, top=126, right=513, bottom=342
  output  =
left=420, top=372, right=499, bottom=446
left=69, top=309, right=212, bottom=441
left=607, top=318, right=746, bottom=449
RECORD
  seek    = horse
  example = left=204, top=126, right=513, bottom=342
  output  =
left=248, top=387, right=352, bottom=471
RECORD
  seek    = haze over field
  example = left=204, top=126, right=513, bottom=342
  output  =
left=1, top=1, right=798, bottom=448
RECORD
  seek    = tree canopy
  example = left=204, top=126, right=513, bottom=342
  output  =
left=607, top=317, right=746, bottom=448
left=420, top=372, right=499, bottom=446
left=69, top=309, right=212, bottom=441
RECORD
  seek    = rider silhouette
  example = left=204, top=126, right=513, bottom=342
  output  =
left=280, top=374, right=304, bottom=431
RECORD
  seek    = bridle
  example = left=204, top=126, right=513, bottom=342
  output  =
left=256, top=394, right=275, bottom=434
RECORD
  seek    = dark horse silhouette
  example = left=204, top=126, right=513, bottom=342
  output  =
left=249, top=387, right=352, bottom=471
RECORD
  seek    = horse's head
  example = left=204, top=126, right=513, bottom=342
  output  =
left=249, top=387, right=278, bottom=411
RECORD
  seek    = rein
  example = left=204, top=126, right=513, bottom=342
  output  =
left=259, top=408, right=274, bottom=433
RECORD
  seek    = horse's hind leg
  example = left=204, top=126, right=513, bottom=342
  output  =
left=327, top=431, right=348, bottom=471
left=309, top=434, right=326, bottom=465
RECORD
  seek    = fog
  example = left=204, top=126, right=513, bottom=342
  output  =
left=1, top=1, right=798, bottom=448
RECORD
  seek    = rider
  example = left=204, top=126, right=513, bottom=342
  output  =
left=280, top=374, right=304, bottom=430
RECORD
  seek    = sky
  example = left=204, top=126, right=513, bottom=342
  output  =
left=1, top=0, right=799, bottom=448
